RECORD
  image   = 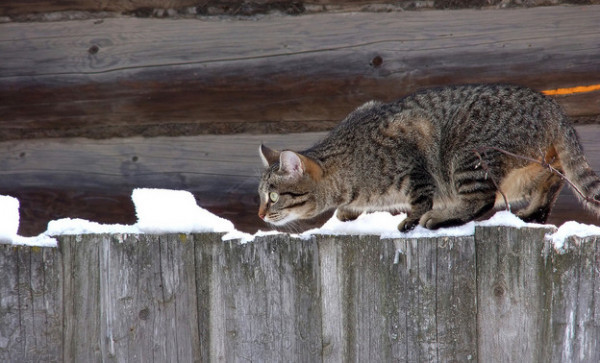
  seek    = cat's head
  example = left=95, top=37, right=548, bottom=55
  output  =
left=258, top=144, right=324, bottom=225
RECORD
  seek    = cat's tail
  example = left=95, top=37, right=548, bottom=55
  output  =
left=555, top=122, right=600, bottom=215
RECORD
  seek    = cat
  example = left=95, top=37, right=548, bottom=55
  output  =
left=258, top=84, right=600, bottom=231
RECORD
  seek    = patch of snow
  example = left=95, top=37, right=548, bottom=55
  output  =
left=12, top=235, right=58, bottom=248
left=477, top=210, right=548, bottom=229
left=548, top=221, right=600, bottom=252
left=477, top=210, right=529, bottom=228
left=296, top=210, right=554, bottom=240
left=393, top=248, right=403, bottom=264
left=300, top=212, right=407, bottom=238
left=132, top=188, right=234, bottom=233
left=298, top=211, right=475, bottom=239
left=223, top=229, right=282, bottom=244
left=3, top=189, right=600, bottom=249
left=391, top=221, right=476, bottom=239
left=46, top=218, right=141, bottom=235
left=0, top=195, right=58, bottom=247
left=2, top=188, right=237, bottom=247
left=0, top=195, right=20, bottom=243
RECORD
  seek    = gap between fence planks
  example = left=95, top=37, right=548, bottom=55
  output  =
left=0, top=227, right=598, bottom=362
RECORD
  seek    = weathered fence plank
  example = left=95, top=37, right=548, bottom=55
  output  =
left=61, top=234, right=201, bottom=362
left=433, top=236, right=478, bottom=361
left=62, top=234, right=103, bottom=362
left=475, top=226, right=554, bottom=362
left=394, top=236, right=478, bottom=362
left=207, top=234, right=323, bottom=362
left=549, top=236, right=600, bottom=362
left=318, top=235, right=401, bottom=361
left=0, top=246, right=63, bottom=362
left=1, top=227, right=599, bottom=362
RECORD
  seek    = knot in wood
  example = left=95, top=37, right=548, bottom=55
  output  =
left=371, top=55, right=383, bottom=68
left=493, top=284, right=505, bottom=297
left=138, top=307, right=150, bottom=320
left=88, top=45, right=100, bottom=55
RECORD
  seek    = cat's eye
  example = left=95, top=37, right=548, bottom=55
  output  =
left=269, top=192, right=279, bottom=203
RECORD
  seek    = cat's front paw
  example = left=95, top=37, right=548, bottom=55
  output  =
left=336, top=208, right=361, bottom=222
left=398, top=217, right=419, bottom=232
left=420, top=210, right=462, bottom=230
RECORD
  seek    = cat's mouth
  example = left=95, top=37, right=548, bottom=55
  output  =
left=264, top=212, right=299, bottom=226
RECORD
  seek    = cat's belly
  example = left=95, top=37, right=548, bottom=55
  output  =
left=344, top=189, right=508, bottom=213
left=344, top=189, right=412, bottom=213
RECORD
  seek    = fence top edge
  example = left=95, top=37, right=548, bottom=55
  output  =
left=5, top=224, right=597, bottom=251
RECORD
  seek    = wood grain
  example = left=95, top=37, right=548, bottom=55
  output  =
left=315, top=234, right=477, bottom=361
left=549, top=235, right=600, bottom=362
left=4, top=0, right=595, bottom=18
left=211, top=235, right=323, bottom=361
left=0, top=245, right=63, bottom=362
left=1, top=6, right=599, bottom=140
left=475, top=225, right=554, bottom=362
left=0, top=1, right=197, bottom=17
left=60, top=234, right=202, bottom=362
left=0, top=0, right=360, bottom=17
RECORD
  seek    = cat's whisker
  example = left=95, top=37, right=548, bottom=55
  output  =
left=289, top=221, right=303, bottom=235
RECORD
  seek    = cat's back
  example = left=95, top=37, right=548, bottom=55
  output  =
left=395, top=84, right=564, bottom=157
left=333, top=84, right=555, bottom=131
left=308, top=84, right=563, bottom=160
left=395, top=83, right=557, bottom=123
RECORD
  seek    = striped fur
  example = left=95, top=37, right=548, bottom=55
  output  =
left=258, top=84, right=600, bottom=231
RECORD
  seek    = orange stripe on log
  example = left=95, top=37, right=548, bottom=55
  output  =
left=542, top=84, right=600, bottom=96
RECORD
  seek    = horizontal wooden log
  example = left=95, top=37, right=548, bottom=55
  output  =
left=1, top=6, right=600, bottom=141
left=0, top=0, right=357, bottom=18
left=0, top=228, right=598, bottom=361
left=1, top=125, right=599, bottom=236
left=0, top=0, right=199, bottom=17
left=3, top=0, right=595, bottom=19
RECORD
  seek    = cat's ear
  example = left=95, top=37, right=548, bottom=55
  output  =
left=279, top=151, right=304, bottom=178
left=259, top=144, right=280, bottom=168
left=280, top=151, right=323, bottom=181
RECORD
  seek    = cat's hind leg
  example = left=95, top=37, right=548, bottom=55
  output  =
left=420, top=158, right=497, bottom=229
left=420, top=195, right=496, bottom=229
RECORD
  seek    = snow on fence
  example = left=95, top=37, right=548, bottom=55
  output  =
left=1, top=227, right=598, bottom=362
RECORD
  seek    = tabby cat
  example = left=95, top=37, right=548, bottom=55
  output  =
left=258, top=84, right=600, bottom=231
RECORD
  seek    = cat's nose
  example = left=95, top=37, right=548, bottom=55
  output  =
left=258, top=205, right=267, bottom=220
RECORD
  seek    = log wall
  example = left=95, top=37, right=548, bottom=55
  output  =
left=3, top=0, right=599, bottom=19
left=2, top=6, right=600, bottom=141
left=0, top=227, right=598, bottom=362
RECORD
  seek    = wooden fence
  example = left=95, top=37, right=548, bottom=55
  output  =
left=0, top=226, right=598, bottom=362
